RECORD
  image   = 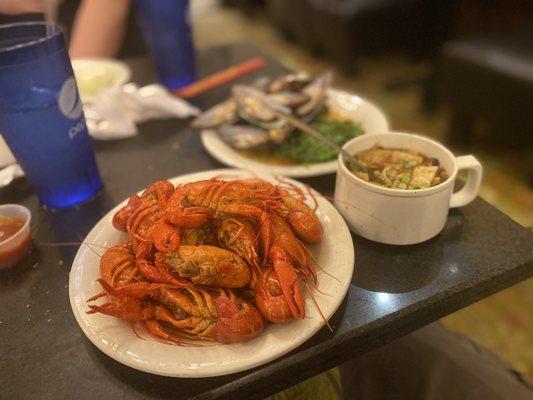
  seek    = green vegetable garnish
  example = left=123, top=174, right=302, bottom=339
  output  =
left=275, top=118, right=364, bottom=164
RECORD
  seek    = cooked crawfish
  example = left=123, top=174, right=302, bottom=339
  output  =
left=113, top=180, right=185, bottom=258
left=216, top=212, right=309, bottom=323
left=112, top=180, right=190, bottom=285
left=87, top=279, right=263, bottom=343
left=160, top=179, right=278, bottom=256
left=278, top=188, right=323, bottom=243
left=99, top=242, right=140, bottom=288
left=89, top=176, right=328, bottom=344
left=113, top=180, right=174, bottom=240
left=252, top=244, right=306, bottom=323
left=252, top=213, right=314, bottom=322
left=155, top=245, right=251, bottom=288
left=181, top=225, right=216, bottom=246
left=215, top=217, right=261, bottom=269
left=163, top=178, right=323, bottom=259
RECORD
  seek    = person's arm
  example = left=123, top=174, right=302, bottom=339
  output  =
left=0, top=0, right=46, bottom=14
left=69, top=0, right=131, bottom=58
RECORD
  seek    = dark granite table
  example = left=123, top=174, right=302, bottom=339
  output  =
left=1, top=44, right=532, bottom=400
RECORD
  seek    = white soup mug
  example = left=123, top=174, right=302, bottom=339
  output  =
left=334, top=132, right=482, bottom=245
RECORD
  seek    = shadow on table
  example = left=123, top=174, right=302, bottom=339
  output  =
left=321, top=295, right=349, bottom=333
left=299, top=174, right=337, bottom=197
left=83, top=336, right=235, bottom=399
left=82, top=297, right=349, bottom=400
left=352, top=213, right=465, bottom=294
left=0, top=245, right=41, bottom=289
left=300, top=173, right=467, bottom=294
left=280, top=173, right=468, bottom=295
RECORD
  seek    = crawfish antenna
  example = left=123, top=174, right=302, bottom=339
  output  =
left=303, top=279, right=333, bottom=333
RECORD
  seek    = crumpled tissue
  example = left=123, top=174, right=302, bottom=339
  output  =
left=0, top=164, right=24, bottom=188
left=0, top=135, right=24, bottom=188
left=84, top=83, right=200, bottom=140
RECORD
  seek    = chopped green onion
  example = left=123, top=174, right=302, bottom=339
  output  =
left=275, top=117, right=364, bottom=163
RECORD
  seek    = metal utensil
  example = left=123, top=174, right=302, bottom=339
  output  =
left=274, top=112, right=365, bottom=172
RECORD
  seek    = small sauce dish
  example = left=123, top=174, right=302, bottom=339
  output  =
left=0, top=204, right=31, bottom=268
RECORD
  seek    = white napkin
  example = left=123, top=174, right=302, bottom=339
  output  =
left=84, top=83, right=200, bottom=140
left=0, top=135, right=16, bottom=168
left=0, top=164, right=24, bottom=188
left=0, top=135, right=24, bottom=188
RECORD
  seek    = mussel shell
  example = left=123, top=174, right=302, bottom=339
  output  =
left=191, top=99, right=238, bottom=129
left=217, top=125, right=271, bottom=150
left=268, top=91, right=310, bottom=108
left=233, top=85, right=290, bottom=129
left=296, top=71, right=332, bottom=119
left=267, top=72, right=312, bottom=93
left=268, top=124, right=293, bottom=144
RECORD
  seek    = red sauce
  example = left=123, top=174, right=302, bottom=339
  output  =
left=0, top=216, right=25, bottom=241
left=0, top=216, right=31, bottom=267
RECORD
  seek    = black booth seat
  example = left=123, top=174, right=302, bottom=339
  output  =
left=439, top=28, right=533, bottom=147
left=266, top=0, right=456, bottom=74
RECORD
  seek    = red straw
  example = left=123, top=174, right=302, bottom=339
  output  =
left=172, top=57, right=265, bottom=99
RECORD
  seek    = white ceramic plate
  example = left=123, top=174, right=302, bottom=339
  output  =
left=72, top=58, right=132, bottom=103
left=69, top=169, right=355, bottom=377
left=201, top=89, right=389, bottom=178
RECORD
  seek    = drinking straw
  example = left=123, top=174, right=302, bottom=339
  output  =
left=173, top=57, right=265, bottom=99
left=44, top=0, right=58, bottom=37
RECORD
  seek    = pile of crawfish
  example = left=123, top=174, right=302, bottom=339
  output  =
left=86, top=177, right=325, bottom=344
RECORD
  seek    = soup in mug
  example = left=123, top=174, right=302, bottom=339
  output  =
left=348, top=145, right=448, bottom=190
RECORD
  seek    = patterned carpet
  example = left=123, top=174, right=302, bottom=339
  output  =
left=191, top=3, right=533, bottom=397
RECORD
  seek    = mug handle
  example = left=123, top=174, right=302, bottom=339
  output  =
left=450, top=155, right=483, bottom=208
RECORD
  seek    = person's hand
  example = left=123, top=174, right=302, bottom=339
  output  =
left=0, top=0, right=61, bottom=15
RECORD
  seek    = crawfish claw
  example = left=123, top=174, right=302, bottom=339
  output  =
left=113, top=195, right=142, bottom=231
left=212, top=295, right=264, bottom=343
left=270, top=246, right=305, bottom=319
left=150, top=221, right=181, bottom=252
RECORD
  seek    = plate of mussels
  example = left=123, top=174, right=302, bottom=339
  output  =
left=192, top=72, right=390, bottom=177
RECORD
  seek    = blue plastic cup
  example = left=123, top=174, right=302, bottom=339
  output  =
left=0, top=22, right=102, bottom=208
left=135, top=0, right=196, bottom=89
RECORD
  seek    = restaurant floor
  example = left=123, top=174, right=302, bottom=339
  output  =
left=191, top=3, right=533, bottom=397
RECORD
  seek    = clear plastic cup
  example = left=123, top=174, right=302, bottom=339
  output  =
left=0, top=204, right=31, bottom=268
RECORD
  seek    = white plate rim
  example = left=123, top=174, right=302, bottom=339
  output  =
left=200, top=89, right=390, bottom=178
left=69, top=168, right=355, bottom=377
